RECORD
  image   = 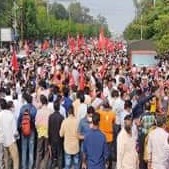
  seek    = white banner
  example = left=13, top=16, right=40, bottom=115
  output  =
left=0, top=28, right=13, bottom=42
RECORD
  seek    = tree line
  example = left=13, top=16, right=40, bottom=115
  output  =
left=0, top=0, right=111, bottom=40
left=124, top=0, right=169, bottom=54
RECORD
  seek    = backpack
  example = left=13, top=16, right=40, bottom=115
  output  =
left=21, top=109, right=32, bottom=136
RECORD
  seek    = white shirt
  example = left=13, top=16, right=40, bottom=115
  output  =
left=72, top=69, right=79, bottom=86
left=117, top=128, right=138, bottom=169
left=0, top=110, right=18, bottom=147
left=92, top=97, right=103, bottom=110
left=112, top=97, right=124, bottom=125
left=77, top=103, right=87, bottom=122
left=147, top=127, right=169, bottom=169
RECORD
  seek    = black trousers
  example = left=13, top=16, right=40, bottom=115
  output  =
left=139, top=132, right=147, bottom=169
left=50, top=141, right=63, bottom=169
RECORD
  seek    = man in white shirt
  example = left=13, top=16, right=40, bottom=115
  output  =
left=147, top=115, right=169, bottom=169
left=0, top=99, right=19, bottom=169
left=120, top=100, right=132, bottom=128
left=77, top=93, right=87, bottom=123
left=117, top=115, right=138, bottom=169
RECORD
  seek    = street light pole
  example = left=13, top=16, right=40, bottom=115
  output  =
left=140, top=14, right=143, bottom=40
left=21, top=0, right=24, bottom=48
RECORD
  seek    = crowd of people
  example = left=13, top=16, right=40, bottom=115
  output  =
left=0, top=39, right=169, bottom=169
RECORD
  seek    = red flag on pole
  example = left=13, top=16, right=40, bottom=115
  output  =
left=11, top=50, right=19, bottom=72
left=98, top=28, right=106, bottom=50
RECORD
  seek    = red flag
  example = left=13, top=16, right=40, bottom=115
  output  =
left=70, top=37, right=76, bottom=53
left=11, top=51, right=19, bottom=72
left=77, top=34, right=85, bottom=50
left=98, top=28, right=106, bottom=50
left=108, top=40, right=115, bottom=53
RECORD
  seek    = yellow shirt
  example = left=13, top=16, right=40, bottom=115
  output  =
left=98, top=109, right=116, bottom=142
left=150, top=98, right=156, bottom=113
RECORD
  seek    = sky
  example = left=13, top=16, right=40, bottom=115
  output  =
left=55, top=0, right=136, bottom=34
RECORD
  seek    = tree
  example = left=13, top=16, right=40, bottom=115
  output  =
left=23, top=0, right=38, bottom=38
left=124, top=0, right=169, bottom=53
left=49, top=3, right=68, bottom=20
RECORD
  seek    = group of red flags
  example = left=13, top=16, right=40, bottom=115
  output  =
left=67, top=28, right=123, bottom=55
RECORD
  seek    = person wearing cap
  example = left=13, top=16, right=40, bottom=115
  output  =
left=117, top=115, right=138, bottom=169
left=82, top=113, right=109, bottom=169
left=147, top=115, right=169, bottom=169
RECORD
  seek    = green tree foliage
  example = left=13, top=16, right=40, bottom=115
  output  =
left=49, top=3, right=68, bottom=20
left=0, top=0, right=111, bottom=40
left=125, top=0, right=169, bottom=53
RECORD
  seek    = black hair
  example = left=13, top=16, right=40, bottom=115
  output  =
left=40, top=95, right=48, bottom=105
left=79, top=93, right=85, bottom=103
left=0, top=99, right=7, bottom=110
left=24, top=94, right=33, bottom=104
left=48, top=93, right=54, bottom=103
left=145, top=102, right=151, bottom=111
left=5, top=88, right=11, bottom=96
left=92, top=112, right=100, bottom=126
left=12, top=91, right=18, bottom=100
left=84, top=86, right=90, bottom=95
left=124, top=100, right=132, bottom=109
left=87, top=106, right=95, bottom=115
left=68, top=105, right=74, bottom=116
left=111, top=90, right=119, bottom=98
left=156, top=115, right=166, bottom=127
left=7, top=101, right=14, bottom=109
left=62, top=87, right=70, bottom=97
left=53, top=100, right=60, bottom=112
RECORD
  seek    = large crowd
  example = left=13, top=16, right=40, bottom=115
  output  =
left=0, top=39, right=169, bottom=169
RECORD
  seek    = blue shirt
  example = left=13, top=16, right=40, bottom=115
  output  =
left=78, top=117, right=91, bottom=151
left=62, top=96, right=72, bottom=115
left=83, top=129, right=109, bottom=169
left=78, top=117, right=91, bottom=136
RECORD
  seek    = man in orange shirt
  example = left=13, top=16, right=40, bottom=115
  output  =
left=97, top=101, right=116, bottom=169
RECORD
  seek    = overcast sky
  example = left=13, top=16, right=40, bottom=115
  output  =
left=56, top=0, right=135, bottom=34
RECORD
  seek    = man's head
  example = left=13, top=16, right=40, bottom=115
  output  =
left=40, top=95, right=48, bottom=105
left=53, top=100, right=60, bottom=112
left=92, top=112, right=100, bottom=127
left=145, top=101, right=151, bottom=112
left=124, top=100, right=132, bottom=110
left=79, top=93, right=85, bottom=103
left=0, top=98, right=7, bottom=110
left=155, top=115, right=166, bottom=128
left=124, top=114, right=133, bottom=134
left=68, top=105, right=74, bottom=116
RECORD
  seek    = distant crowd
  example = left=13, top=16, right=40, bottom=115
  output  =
left=0, top=39, right=169, bottom=169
